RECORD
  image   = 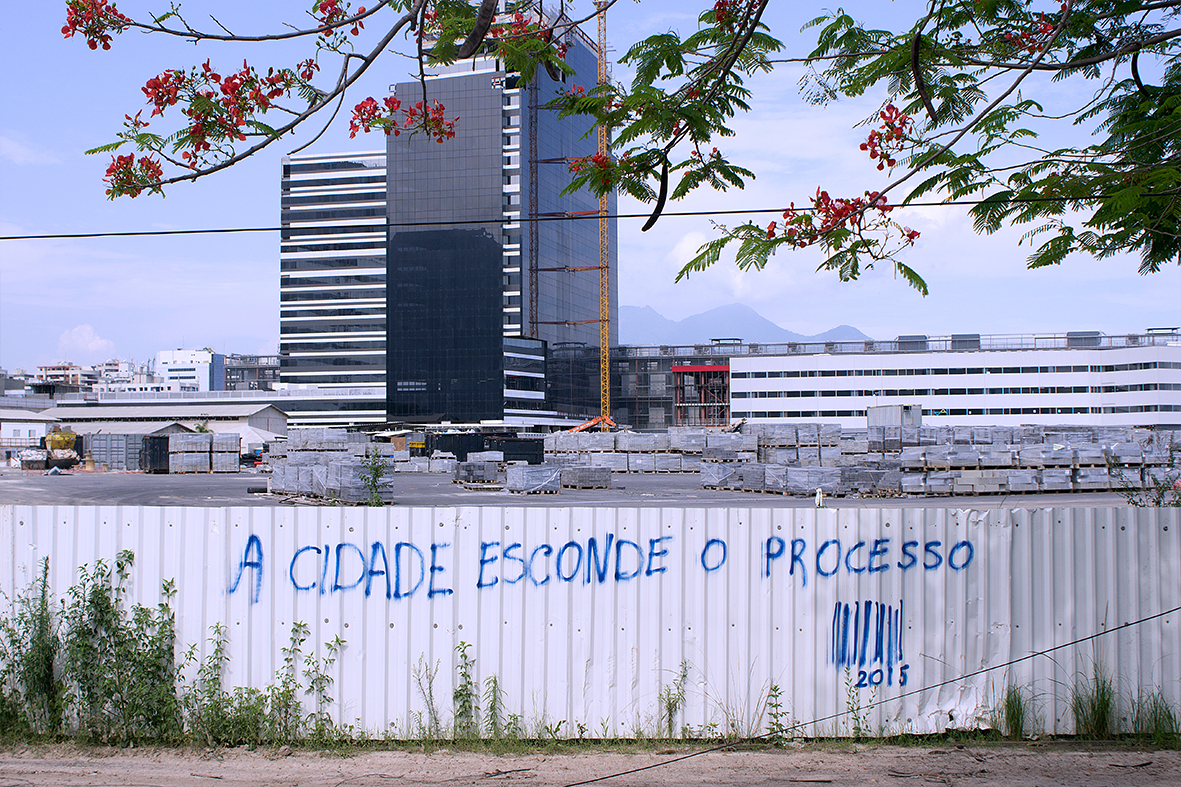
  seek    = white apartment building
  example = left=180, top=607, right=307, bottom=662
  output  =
left=156, top=349, right=226, bottom=392
left=729, top=331, right=1181, bottom=429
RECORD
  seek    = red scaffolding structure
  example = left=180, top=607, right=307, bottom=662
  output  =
left=671, top=364, right=730, bottom=426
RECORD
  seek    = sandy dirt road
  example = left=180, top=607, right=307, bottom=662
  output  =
left=1, top=744, right=1179, bottom=787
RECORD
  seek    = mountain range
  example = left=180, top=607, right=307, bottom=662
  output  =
left=619, top=303, right=870, bottom=346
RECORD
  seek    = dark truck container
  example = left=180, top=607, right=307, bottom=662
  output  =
left=140, top=435, right=170, bottom=473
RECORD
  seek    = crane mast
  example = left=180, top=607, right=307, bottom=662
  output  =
left=595, top=1, right=610, bottom=429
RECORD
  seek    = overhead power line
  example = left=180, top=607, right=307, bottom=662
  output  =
left=561, top=601, right=1181, bottom=787
left=0, top=194, right=1114, bottom=242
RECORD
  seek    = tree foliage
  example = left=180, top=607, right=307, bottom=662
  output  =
left=65, top=0, right=1181, bottom=289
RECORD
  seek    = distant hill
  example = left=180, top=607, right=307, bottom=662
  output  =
left=619, top=303, right=870, bottom=346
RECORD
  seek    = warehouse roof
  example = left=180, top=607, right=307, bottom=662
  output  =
left=0, top=408, right=59, bottom=423
left=40, top=403, right=285, bottom=421
left=57, top=420, right=192, bottom=436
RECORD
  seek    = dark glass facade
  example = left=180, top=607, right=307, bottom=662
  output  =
left=387, top=228, right=503, bottom=420
left=386, top=23, right=616, bottom=424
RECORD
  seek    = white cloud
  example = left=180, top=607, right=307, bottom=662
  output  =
left=56, top=325, right=115, bottom=365
left=0, top=133, right=59, bottom=166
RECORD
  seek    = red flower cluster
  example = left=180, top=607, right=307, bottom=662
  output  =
left=1004, top=12, right=1057, bottom=54
left=568, top=151, right=613, bottom=186
left=350, top=96, right=403, bottom=137
left=487, top=11, right=565, bottom=59
left=62, top=0, right=130, bottom=51
left=103, top=153, right=163, bottom=198
left=713, top=0, right=756, bottom=30
left=768, top=189, right=911, bottom=247
left=405, top=100, right=458, bottom=143
left=142, top=59, right=302, bottom=168
left=349, top=97, right=457, bottom=142
left=314, top=0, right=366, bottom=34
left=860, top=104, right=912, bottom=171
left=298, top=59, right=320, bottom=80
left=142, top=70, right=185, bottom=117
left=714, top=0, right=737, bottom=27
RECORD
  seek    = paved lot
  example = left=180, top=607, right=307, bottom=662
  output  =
left=0, top=467, right=1129, bottom=508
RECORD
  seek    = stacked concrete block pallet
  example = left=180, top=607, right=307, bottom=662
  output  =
left=270, top=428, right=394, bottom=501
left=506, top=464, right=561, bottom=494
left=454, top=461, right=501, bottom=485
left=211, top=433, right=240, bottom=473
left=168, top=433, right=212, bottom=474
left=543, top=428, right=708, bottom=473
left=561, top=466, right=612, bottom=489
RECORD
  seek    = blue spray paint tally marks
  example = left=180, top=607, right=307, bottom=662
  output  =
left=228, top=534, right=264, bottom=604
left=831, top=599, right=909, bottom=688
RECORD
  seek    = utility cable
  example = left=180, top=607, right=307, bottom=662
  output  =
left=561, top=601, right=1181, bottom=787
left=0, top=194, right=1132, bottom=242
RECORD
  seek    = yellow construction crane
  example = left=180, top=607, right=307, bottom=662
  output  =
left=595, top=0, right=611, bottom=430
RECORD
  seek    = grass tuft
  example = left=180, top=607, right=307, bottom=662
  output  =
left=1071, top=664, right=1116, bottom=739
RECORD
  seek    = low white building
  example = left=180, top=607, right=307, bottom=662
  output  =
left=730, top=331, right=1181, bottom=429
left=0, top=408, right=59, bottom=449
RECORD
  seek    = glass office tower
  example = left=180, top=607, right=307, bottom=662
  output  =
left=386, top=20, right=617, bottom=424
left=278, top=151, right=389, bottom=423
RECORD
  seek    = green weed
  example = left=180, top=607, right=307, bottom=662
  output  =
left=452, top=641, right=479, bottom=739
left=658, top=661, right=688, bottom=740
left=1132, top=689, right=1181, bottom=749
left=412, top=654, right=442, bottom=740
left=60, top=550, right=182, bottom=744
left=766, top=681, right=791, bottom=746
left=1071, top=663, right=1117, bottom=739
left=0, top=559, right=64, bottom=737
left=360, top=450, right=391, bottom=506
left=996, top=684, right=1035, bottom=740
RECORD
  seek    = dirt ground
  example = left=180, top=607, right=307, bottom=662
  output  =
left=1, top=743, right=1178, bottom=787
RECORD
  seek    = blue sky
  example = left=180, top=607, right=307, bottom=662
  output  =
left=1, top=1, right=1178, bottom=371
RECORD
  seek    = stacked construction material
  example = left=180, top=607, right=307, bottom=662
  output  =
left=211, top=433, right=240, bottom=473
left=269, top=429, right=394, bottom=501
left=700, top=462, right=742, bottom=488
left=454, top=461, right=500, bottom=484
left=703, top=432, right=758, bottom=463
left=168, top=433, right=212, bottom=473
left=561, top=466, right=612, bottom=489
left=761, top=466, right=842, bottom=495
left=541, top=422, right=1175, bottom=497
left=506, top=464, right=561, bottom=493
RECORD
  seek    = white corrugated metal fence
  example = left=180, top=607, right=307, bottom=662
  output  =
left=2, top=505, right=1177, bottom=737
